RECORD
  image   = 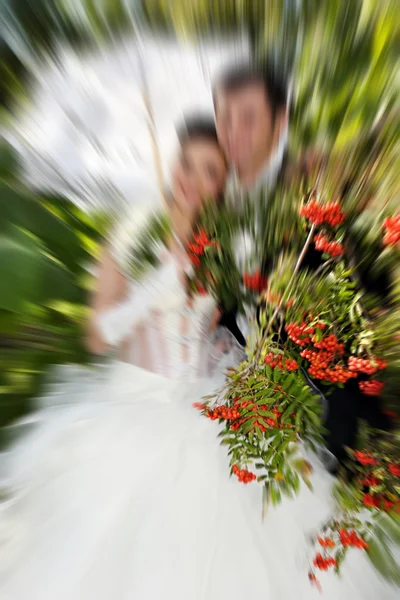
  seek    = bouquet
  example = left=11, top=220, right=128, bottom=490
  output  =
left=189, top=155, right=400, bottom=586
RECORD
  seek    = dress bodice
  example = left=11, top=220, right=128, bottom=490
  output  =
left=96, top=244, right=223, bottom=381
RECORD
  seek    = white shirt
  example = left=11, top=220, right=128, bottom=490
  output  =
left=223, top=129, right=288, bottom=347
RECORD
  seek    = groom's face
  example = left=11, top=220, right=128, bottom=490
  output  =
left=215, top=82, right=275, bottom=171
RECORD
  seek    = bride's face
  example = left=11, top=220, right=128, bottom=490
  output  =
left=172, top=139, right=227, bottom=214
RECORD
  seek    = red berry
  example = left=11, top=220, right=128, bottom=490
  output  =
left=359, top=380, right=384, bottom=396
left=383, top=214, right=400, bottom=247
left=300, top=200, right=345, bottom=227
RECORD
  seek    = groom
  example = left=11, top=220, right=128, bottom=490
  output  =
left=212, top=62, right=391, bottom=472
left=213, top=63, right=289, bottom=349
left=213, top=62, right=288, bottom=199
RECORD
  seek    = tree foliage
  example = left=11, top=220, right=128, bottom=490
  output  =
left=0, top=143, right=105, bottom=434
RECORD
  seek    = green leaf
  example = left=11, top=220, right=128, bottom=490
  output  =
left=262, top=483, right=270, bottom=521
left=0, top=184, right=82, bottom=268
left=303, top=407, right=322, bottom=428
left=40, top=256, right=83, bottom=304
left=219, top=438, right=233, bottom=446
left=283, top=373, right=295, bottom=391
left=270, top=483, right=282, bottom=507
left=273, top=367, right=280, bottom=383
left=334, top=548, right=347, bottom=576
left=0, top=227, right=40, bottom=312
left=333, top=482, right=360, bottom=512
left=259, top=410, right=276, bottom=418
left=365, top=535, right=400, bottom=586
left=295, top=409, right=303, bottom=429
left=0, top=142, right=19, bottom=180
left=373, top=512, right=400, bottom=549
left=292, top=471, right=301, bottom=494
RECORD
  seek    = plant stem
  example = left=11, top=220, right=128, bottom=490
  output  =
left=253, top=224, right=316, bottom=364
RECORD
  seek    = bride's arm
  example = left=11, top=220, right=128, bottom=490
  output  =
left=85, top=245, right=128, bottom=354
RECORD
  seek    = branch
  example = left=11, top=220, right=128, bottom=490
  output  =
left=253, top=224, right=316, bottom=364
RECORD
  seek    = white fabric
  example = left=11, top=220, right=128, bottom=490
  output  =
left=96, top=258, right=183, bottom=348
left=97, top=246, right=226, bottom=379
left=0, top=248, right=397, bottom=599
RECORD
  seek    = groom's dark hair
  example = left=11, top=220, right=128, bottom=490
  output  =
left=214, top=61, right=288, bottom=118
left=177, top=116, right=219, bottom=147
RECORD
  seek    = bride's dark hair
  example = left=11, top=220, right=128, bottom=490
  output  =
left=176, top=115, right=222, bottom=151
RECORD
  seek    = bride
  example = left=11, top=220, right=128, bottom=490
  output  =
left=0, top=118, right=397, bottom=600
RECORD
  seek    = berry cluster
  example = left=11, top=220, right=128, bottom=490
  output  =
left=362, top=493, right=380, bottom=508
left=229, top=398, right=294, bottom=432
left=383, top=499, right=396, bottom=512
left=300, top=200, right=345, bottom=227
left=292, top=326, right=356, bottom=383
left=312, top=333, right=344, bottom=353
left=205, top=405, right=241, bottom=422
left=389, top=463, right=400, bottom=477
left=339, top=529, right=368, bottom=549
left=188, top=228, right=218, bottom=268
left=309, top=525, right=370, bottom=588
left=355, top=450, right=400, bottom=512
left=359, top=475, right=380, bottom=487
left=300, top=343, right=354, bottom=383
left=187, top=228, right=213, bottom=256
left=286, top=322, right=320, bottom=347
left=243, top=269, right=267, bottom=293
left=359, top=379, right=385, bottom=396
left=313, top=553, right=337, bottom=571
left=348, top=356, right=387, bottom=375
left=363, top=493, right=397, bottom=512
left=354, top=451, right=377, bottom=466
left=287, top=319, right=389, bottom=388
left=318, top=537, right=335, bottom=548
left=232, top=464, right=256, bottom=484
left=314, top=234, right=344, bottom=257
left=264, top=352, right=298, bottom=371
left=307, top=361, right=356, bottom=384
left=383, top=214, right=400, bottom=247
left=309, top=436, right=400, bottom=589
left=196, top=397, right=293, bottom=434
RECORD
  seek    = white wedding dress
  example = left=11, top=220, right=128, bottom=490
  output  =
left=0, top=240, right=397, bottom=600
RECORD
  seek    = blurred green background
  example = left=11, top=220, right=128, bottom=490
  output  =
left=0, top=142, right=107, bottom=432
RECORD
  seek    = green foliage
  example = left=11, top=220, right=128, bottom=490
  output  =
left=201, top=361, right=323, bottom=504
left=309, top=430, right=400, bottom=586
left=0, top=146, right=103, bottom=433
left=127, top=211, right=172, bottom=280
left=189, top=201, right=245, bottom=311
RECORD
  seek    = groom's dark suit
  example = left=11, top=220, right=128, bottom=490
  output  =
left=219, top=153, right=392, bottom=470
